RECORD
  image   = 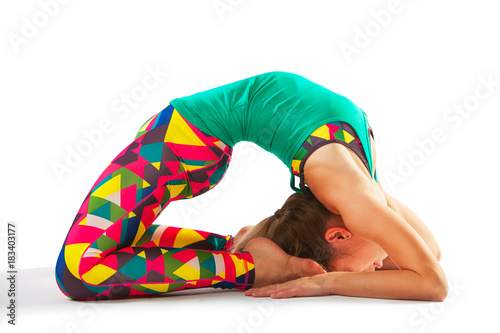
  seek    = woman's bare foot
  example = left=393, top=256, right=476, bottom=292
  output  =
left=233, top=225, right=254, bottom=249
left=243, top=237, right=326, bottom=287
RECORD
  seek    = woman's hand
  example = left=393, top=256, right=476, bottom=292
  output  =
left=245, top=274, right=330, bottom=299
left=233, top=225, right=254, bottom=247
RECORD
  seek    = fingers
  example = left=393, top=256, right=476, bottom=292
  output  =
left=245, top=274, right=330, bottom=299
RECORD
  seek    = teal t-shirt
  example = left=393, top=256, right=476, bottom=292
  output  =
left=169, top=71, right=375, bottom=192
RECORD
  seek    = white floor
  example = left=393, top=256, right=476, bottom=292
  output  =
left=0, top=264, right=494, bottom=333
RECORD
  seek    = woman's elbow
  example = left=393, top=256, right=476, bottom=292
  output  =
left=429, top=280, right=448, bottom=302
left=423, top=273, right=448, bottom=302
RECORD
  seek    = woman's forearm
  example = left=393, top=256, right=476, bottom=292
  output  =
left=326, top=269, right=447, bottom=301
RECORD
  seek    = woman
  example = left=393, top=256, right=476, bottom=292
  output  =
left=55, top=71, right=447, bottom=301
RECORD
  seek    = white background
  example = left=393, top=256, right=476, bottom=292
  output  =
left=0, top=0, right=499, bottom=332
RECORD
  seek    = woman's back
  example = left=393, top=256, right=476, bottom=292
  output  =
left=169, top=71, right=373, bottom=179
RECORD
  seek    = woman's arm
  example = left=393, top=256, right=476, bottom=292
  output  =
left=247, top=190, right=447, bottom=301
left=303, top=144, right=447, bottom=300
left=376, top=188, right=441, bottom=270
left=248, top=200, right=448, bottom=300
left=246, top=266, right=445, bottom=301
left=320, top=198, right=447, bottom=301
left=384, top=191, right=441, bottom=261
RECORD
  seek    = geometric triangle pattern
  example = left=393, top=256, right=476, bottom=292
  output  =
left=55, top=104, right=255, bottom=300
left=291, top=121, right=372, bottom=177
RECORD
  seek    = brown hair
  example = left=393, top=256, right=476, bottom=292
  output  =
left=233, top=192, right=345, bottom=271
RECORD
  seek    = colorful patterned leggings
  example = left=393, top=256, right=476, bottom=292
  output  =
left=55, top=104, right=255, bottom=300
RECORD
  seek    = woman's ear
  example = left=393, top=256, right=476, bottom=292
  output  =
left=324, top=227, right=352, bottom=243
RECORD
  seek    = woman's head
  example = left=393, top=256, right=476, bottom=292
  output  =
left=325, top=228, right=388, bottom=272
left=233, top=192, right=387, bottom=272
left=233, top=192, right=342, bottom=271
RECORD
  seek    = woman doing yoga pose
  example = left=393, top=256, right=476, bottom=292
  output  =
left=55, top=71, right=446, bottom=301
